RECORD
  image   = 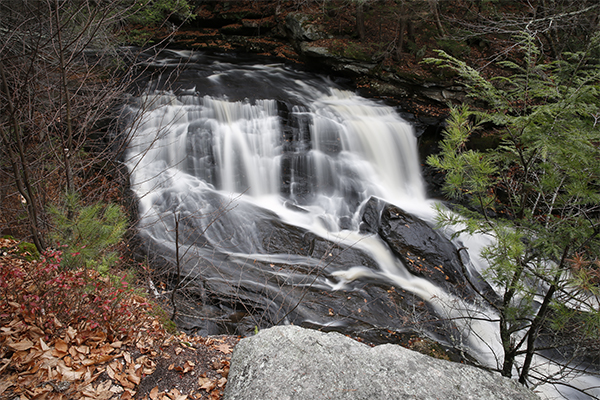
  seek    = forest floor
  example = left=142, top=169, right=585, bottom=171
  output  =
left=0, top=237, right=240, bottom=400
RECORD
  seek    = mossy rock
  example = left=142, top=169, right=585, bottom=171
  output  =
left=16, top=241, right=40, bottom=261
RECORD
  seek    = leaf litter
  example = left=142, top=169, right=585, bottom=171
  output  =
left=0, top=237, right=240, bottom=400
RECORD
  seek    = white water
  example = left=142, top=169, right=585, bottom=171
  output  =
left=124, top=54, right=599, bottom=399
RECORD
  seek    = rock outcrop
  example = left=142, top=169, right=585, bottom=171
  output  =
left=359, top=197, right=498, bottom=303
left=224, top=325, right=540, bottom=400
left=285, top=12, right=330, bottom=42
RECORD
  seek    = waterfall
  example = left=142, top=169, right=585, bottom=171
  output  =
left=124, top=51, right=599, bottom=400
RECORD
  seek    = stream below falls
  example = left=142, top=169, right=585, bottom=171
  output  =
left=123, top=50, right=599, bottom=399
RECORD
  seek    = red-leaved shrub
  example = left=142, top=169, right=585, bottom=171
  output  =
left=1, top=248, right=152, bottom=341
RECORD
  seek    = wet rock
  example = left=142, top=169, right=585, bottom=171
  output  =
left=224, top=325, right=540, bottom=400
left=360, top=197, right=496, bottom=302
left=380, top=202, right=466, bottom=289
left=153, top=197, right=455, bottom=345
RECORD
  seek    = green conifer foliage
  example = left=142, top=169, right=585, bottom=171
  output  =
left=424, top=32, right=600, bottom=385
left=128, top=0, right=195, bottom=26
left=48, top=193, right=127, bottom=273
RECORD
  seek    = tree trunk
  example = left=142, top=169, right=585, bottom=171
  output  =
left=519, top=246, right=568, bottom=384
left=407, top=19, right=415, bottom=44
left=499, top=262, right=524, bottom=377
left=356, top=2, right=366, bottom=41
left=500, top=314, right=516, bottom=377
left=395, top=1, right=407, bottom=61
left=171, top=212, right=181, bottom=321
left=428, top=0, right=445, bottom=37
left=53, top=0, right=75, bottom=196
left=0, top=62, right=47, bottom=253
left=519, top=283, right=557, bottom=384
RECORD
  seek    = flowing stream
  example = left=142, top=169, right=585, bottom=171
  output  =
left=124, top=51, right=598, bottom=399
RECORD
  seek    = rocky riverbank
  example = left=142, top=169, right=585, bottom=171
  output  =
left=144, top=1, right=468, bottom=122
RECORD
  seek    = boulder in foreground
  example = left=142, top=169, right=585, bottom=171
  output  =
left=224, top=325, right=539, bottom=400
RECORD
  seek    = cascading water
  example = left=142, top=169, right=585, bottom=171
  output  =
left=124, top=51, right=599, bottom=400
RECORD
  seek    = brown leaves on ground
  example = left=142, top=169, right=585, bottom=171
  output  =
left=0, top=297, right=163, bottom=399
left=135, top=334, right=240, bottom=400
left=0, top=238, right=240, bottom=400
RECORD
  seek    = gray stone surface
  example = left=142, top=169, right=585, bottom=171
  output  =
left=224, top=325, right=540, bottom=400
left=285, top=12, right=329, bottom=41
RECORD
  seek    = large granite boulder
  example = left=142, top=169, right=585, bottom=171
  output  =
left=224, top=325, right=540, bottom=400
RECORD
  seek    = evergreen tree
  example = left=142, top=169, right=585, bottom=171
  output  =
left=424, top=32, right=600, bottom=387
left=48, top=193, right=127, bottom=273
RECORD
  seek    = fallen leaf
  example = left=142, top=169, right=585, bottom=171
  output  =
left=57, top=361, right=85, bottom=381
left=40, top=354, right=60, bottom=370
left=66, top=326, right=77, bottom=341
left=52, top=348, right=68, bottom=359
left=215, top=343, right=231, bottom=354
left=109, top=383, right=125, bottom=394
left=141, top=358, right=156, bottom=375
left=149, top=386, right=159, bottom=400
left=115, top=371, right=135, bottom=389
left=98, top=344, right=114, bottom=355
left=127, top=372, right=141, bottom=385
left=96, top=380, right=112, bottom=393
left=81, top=357, right=94, bottom=367
left=53, top=315, right=63, bottom=328
left=198, top=377, right=216, bottom=391
left=218, top=366, right=230, bottom=378
left=9, top=338, right=34, bottom=351
left=83, top=367, right=93, bottom=382
left=55, top=339, right=69, bottom=353
left=0, top=375, right=15, bottom=395
left=0, top=359, right=9, bottom=374
left=95, top=390, right=114, bottom=400
left=167, top=388, right=182, bottom=399
left=109, top=360, right=123, bottom=372
left=106, top=363, right=116, bottom=380
left=183, top=360, right=195, bottom=373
